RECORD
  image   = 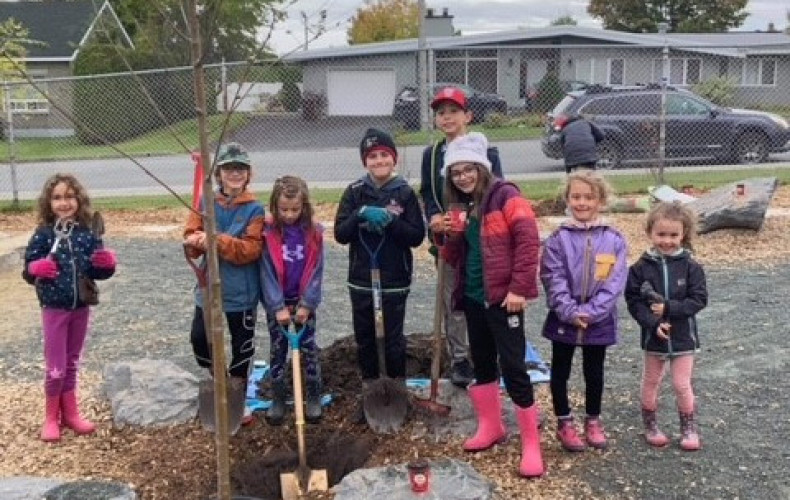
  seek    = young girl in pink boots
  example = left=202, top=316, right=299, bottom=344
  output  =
left=440, top=132, right=544, bottom=478
left=625, top=202, right=708, bottom=451
left=541, top=170, right=627, bottom=452
left=23, top=173, right=117, bottom=442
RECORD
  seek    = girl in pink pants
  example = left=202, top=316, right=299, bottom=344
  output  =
left=625, top=202, right=708, bottom=451
left=23, top=174, right=117, bottom=442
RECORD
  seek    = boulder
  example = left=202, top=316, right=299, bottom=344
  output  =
left=333, top=458, right=495, bottom=500
left=103, top=360, right=199, bottom=427
left=686, top=178, right=778, bottom=234
left=43, top=480, right=136, bottom=500
left=0, top=477, right=64, bottom=500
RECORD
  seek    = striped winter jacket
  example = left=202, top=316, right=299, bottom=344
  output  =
left=441, top=179, right=540, bottom=309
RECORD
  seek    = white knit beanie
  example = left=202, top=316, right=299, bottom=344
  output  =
left=442, top=132, right=492, bottom=175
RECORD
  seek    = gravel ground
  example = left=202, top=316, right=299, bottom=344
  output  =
left=0, top=198, right=788, bottom=498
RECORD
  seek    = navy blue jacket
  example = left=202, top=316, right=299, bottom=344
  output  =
left=625, top=249, right=708, bottom=354
left=23, top=224, right=114, bottom=309
left=560, top=117, right=604, bottom=167
left=334, top=174, right=424, bottom=291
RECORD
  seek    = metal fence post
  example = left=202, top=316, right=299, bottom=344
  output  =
left=658, top=22, right=669, bottom=185
left=3, top=81, right=19, bottom=206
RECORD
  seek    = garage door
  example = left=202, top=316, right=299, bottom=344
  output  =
left=327, top=70, right=396, bottom=116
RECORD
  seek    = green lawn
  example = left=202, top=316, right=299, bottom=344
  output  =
left=3, top=166, right=787, bottom=214
left=0, top=114, right=250, bottom=162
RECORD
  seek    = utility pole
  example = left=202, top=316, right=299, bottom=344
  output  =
left=417, top=0, right=429, bottom=132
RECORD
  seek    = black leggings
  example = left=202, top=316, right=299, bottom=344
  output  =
left=550, top=341, right=607, bottom=418
left=465, top=299, right=534, bottom=408
left=190, top=306, right=256, bottom=378
left=350, top=289, right=408, bottom=380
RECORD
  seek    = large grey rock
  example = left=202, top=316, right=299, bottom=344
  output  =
left=103, top=360, right=199, bottom=427
left=687, top=178, right=778, bottom=234
left=0, top=477, right=64, bottom=500
left=333, top=458, right=495, bottom=500
left=44, top=480, right=136, bottom=500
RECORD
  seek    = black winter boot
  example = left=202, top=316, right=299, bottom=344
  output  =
left=305, top=379, right=323, bottom=423
left=265, top=378, right=288, bottom=426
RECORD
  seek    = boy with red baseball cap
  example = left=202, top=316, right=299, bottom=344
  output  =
left=419, top=86, right=504, bottom=388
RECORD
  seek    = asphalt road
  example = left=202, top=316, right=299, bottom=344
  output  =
left=2, top=113, right=790, bottom=200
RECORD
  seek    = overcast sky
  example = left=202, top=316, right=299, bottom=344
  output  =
left=266, top=0, right=789, bottom=55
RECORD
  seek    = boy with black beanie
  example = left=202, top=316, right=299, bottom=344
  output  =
left=335, top=128, right=425, bottom=423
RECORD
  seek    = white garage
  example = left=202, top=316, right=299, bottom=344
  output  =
left=326, top=69, right=397, bottom=116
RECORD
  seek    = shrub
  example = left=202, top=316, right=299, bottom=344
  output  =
left=279, top=80, right=302, bottom=112
left=482, top=112, right=508, bottom=129
left=692, top=77, right=736, bottom=107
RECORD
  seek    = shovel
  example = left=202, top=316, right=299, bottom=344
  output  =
left=279, top=320, right=329, bottom=499
left=362, top=259, right=409, bottom=434
left=184, top=244, right=246, bottom=434
left=413, top=256, right=451, bottom=417
left=641, top=281, right=673, bottom=357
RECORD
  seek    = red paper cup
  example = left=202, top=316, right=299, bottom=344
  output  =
left=407, top=459, right=431, bottom=493
left=736, top=183, right=745, bottom=196
left=448, top=203, right=467, bottom=233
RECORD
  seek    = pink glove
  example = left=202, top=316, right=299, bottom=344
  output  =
left=91, top=249, right=117, bottom=269
left=29, top=258, right=58, bottom=279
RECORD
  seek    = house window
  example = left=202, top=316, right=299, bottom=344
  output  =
left=6, top=69, right=49, bottom=114
left=653, top=58, right=702, bottom=85
left=435, top=49, right=499, bottom=93
left=742, top=58, right=776, bottom=86
left=608, top=59, right=624, bottom=85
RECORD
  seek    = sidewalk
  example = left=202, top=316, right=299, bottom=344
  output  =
left=0, top=231, right=28, bottom=272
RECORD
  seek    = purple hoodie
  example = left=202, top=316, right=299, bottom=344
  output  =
left=540, top=219, right=628, bottom=346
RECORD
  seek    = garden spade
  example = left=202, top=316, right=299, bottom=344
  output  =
left=413, top=256, right=451, bottom=417
left=641, top=281, right=672, bottom=357
left=185, top=245, right=245, bottom=435
left=279, top=320, right=328, bottom=499
left=362, top=262, right=409, bottom=434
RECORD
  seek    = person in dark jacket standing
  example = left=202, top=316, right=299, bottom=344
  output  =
left=625, top=202, right=708, bottom=451
left=559, top=114, right=604, bottom=173
left=541, top=170, right=627, bottom=452
left=420, top=86, right=503, bottom=388
left=335, top=128, right=425, bottom=422
left=440, top=132, right=544, bottom=478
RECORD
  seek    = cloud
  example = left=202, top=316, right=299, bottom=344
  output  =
left=266, top=0, right=788, bottom=55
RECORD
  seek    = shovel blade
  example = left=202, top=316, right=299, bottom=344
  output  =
left=197, top=378, right=247, bottom=435
left=362, top=378, right=409, bottom=434
left=280, top=468, right=329, bottom=500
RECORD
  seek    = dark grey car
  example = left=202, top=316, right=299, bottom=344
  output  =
left=541, top=85, right=790, bottom=168
left=393, top=83, right=508, bottom=131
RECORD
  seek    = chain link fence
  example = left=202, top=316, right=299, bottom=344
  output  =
left=1, top=46, right=789, bottom=202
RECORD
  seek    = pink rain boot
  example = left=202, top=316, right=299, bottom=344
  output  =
left=642, top=408, right=669, bottom=447
left=679, top=411, right=701, bottom=451
left=584, top=416, right=608, bottom=450
left=556, top=416, right=586, bottom=452
left=515, top=404, right=545, bottom=478
left=463, top=382, right=507, bottom=452
left=61, top=390, right=95, bottom=435
left=40, top=395, right=61, bottom=442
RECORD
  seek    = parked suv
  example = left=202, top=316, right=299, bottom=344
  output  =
left=541, top=84, right=790, bottom=168
left=393, top=83, right=507, bottom=130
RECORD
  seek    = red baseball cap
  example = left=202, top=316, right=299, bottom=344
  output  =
left=430, top=86, right=467, bottom=111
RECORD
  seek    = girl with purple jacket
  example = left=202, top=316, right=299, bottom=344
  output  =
left=540, top=170, right=627, bottom=452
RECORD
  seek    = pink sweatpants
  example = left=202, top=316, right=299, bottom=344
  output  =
left=641, top=352, right=695, bottom=414
left=42, top=307, right=90, bottom=397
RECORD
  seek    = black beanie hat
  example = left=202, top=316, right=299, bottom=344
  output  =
left=359, top=128, right=398, bottom=165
